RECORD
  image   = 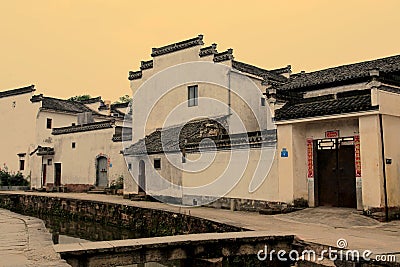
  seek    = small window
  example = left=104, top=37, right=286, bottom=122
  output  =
left=72, top=142, right=76, bottom=149
left=154, top=158, right=161, bottom=169
left=72, top=123, right=76, bottom=126
left=261, top=97, right=266, bottom=106
left=128, top=163, right=132, bottom=170
left=47, top=159, right=52, bottom=165
left=46, top=118, right=52, bottom=129
left=188, top=85, right=198, bottom=107
left=19, top=160, right=25, bottom=171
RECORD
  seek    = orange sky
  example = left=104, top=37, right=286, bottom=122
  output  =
left=1, top=1, right=399, bottom=101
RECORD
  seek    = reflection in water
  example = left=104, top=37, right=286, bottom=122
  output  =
left=34, top=213, right=145, bottom=244
left=18, top=213, right=264, bottom=266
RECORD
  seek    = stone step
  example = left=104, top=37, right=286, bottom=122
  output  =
left=87, top=189, right=107, bottom=194
left=130, top=194, right=149, bottom=201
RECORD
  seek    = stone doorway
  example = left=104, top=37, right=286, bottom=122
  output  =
left=96, top=156, right=108, bottom=187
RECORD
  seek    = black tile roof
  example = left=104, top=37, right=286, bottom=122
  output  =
left=0, top=85, right=35, bottom=99
left=42, top=97, right=95, bottom=113
left=111, top=102, right=130, bottom=109
left=31, top=94, right=95, bottom=113
left=125, top=117, right=229, bottom=155
left=279, top=54, right=400, bottom=91
left=125, top=117, right=278, bottom=155
left=76, top=96, right=102, bottom=104
left=275, top=90, right=378, bottom=121
left=232, top=60, right=288, bottom=82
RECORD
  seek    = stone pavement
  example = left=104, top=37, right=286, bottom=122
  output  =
left=1, top=191, right=400, bottom=263
left=0, top=208, right=69, bottom=267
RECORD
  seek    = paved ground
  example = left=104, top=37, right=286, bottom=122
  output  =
left=0, top=208, right=69, bottom=267
left=1, top=191, right=399, bottom=263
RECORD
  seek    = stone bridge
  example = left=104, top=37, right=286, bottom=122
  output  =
left=54, top=231, right=295, bottom=267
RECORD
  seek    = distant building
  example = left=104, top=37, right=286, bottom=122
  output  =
left=0, top=85, right=131, bottom=192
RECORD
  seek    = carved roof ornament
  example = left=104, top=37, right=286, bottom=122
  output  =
left=199, top=43, right=217, bottom=57
left=128, top=70, right=143, bottom=80
left=213, top=49, right=234, bottom=63
left=151, top=34, right=204, bottom=57
left=30, top=94, right=44, bottom=103
left=140, top=60, right=154, bottom=70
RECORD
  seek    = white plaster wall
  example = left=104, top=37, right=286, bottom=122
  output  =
left=358, top=115, right=384, bottom=208
left=381, top=114, right=400, bottom=207
left=47, top=128, right=130, bottom=187
left=182, top=148, right=278, bottom=201
left=0, top=92, right=39, bottom=177
left=378, top=89, right=400, bottom=116
left=124, top=154, right=182, bottom=197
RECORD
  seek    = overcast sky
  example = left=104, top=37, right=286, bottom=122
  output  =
left=1, top=0, right=399, bottom=101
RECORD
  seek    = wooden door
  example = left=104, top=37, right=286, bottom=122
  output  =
left=96, top=157, right=108, bottom=187
left=54, top=163, right=61, bottom=187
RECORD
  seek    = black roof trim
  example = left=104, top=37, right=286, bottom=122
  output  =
left=270, top=65, right=292, bottom=75
left=213, top=49, right=234, bottom=63
left=151, top=35, right=204, bottom=57
left=140, top=60, right=153, bottom=70
left=128, top=70, right=142, bottom=81
left=199, top=43, right=217, bottom=57
left=0, top=85, right=35, bottom=99
left=52, top=120, right=115, bottom=135
left=76, top=96, right=102, bottom=104
left=111, top=102, right=130, bottom=109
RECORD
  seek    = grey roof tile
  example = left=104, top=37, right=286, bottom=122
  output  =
left=275, top=90, right=377, bottom=121
left=280, top=54, right=400, bottom=91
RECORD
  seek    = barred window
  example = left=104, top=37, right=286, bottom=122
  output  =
left=188, top=85, right=198, bottom=107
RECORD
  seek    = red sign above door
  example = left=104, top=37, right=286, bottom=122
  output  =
left=325, top=130, right=340, bottom=138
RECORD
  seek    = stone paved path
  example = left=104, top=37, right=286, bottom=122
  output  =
left=0, top=209, right=69, bottom=267
left=1, top=191, right=400, bottom=263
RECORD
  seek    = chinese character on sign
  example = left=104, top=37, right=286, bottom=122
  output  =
left=307, top=138, right=314, bottom=178
left=354, top=135, right=361, bottom=177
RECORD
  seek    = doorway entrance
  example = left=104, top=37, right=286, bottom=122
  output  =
left=42, top=164, right=47, bottom=187
left=96, top=156, right=108, bottom=187
left=315, top=137, right=357, bottom=208
left=138, top=160, right=146, bottom=194
left=54, top=163, right=61, bottom=187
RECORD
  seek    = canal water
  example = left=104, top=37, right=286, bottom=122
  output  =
left=14, top=212, right=270, bottom=266
left=33, top=213, right=178, bottom=266
left=35, top=213, right=140, bottom=244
